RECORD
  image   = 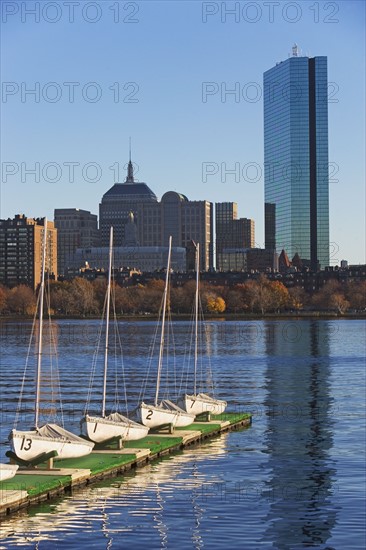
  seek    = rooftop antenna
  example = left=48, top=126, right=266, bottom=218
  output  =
left=126, top=137, right=134, bottom=183
left=292, top=43, right=299, bottom=57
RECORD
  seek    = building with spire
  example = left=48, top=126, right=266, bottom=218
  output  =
left=99, top=158, right=158, bottom=247
left=99, top=156, right=214, bottom=270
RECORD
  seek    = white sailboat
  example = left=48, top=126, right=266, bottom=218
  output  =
left=0, top=463, right=18, bottom=481
left=135, top=236, right=195, bottom=429
left=9, top=219, right=94, bottom=462
left=178, top=243, right=227, bottom=416
left=81, top=227, right=149, bottom=443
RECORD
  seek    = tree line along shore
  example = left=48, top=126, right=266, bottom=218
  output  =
left=1, top=276, right=365, bottom=317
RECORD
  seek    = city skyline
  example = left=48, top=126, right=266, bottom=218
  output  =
left=1, top=1, right=365, bottom=265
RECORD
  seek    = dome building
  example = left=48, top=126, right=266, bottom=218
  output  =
left=99, top=158, right=157, bottom=247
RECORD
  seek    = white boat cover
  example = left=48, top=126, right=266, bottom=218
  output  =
left=95, top=412, right=144, bottom=427
left=178, top=392, right=227, bottom=416
left=160, top=400, right=194, bottom=414
left=196, top=393, right=227, bottom=404
left=28, top=423, right=93, bottom=444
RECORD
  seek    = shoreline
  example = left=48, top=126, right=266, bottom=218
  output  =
left=1, top=311, right=365, bottom=322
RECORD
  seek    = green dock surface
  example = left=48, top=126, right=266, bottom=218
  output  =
left=0, top=474, right=72, bottom=496
left=53, top=452, right=138, bottom=474
left=0, top=412, right=251, bottom=517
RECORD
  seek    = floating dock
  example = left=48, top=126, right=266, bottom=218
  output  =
left=0, top=412, right=251, bottom=518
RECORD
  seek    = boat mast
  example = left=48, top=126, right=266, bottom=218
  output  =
left=194, top=243, right=199, bottom=395
left=155, top=236, right=172, bottom=406
left=102, top=226, right=113, bottom=417
left=34, top=218, right=47, bottom=429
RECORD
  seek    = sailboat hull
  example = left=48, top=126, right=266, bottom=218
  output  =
left=161, top=400, right=195, bottom=427
left=10, top=424, right=94, bottom=461
left=135, top=402, right=195, bottom=429
left=179, top=394, right=227, bottom=416
left=174, top=410, right=196, bottom=428
left=81, top=414, right=149, bottom=443
left=137, top=403, right=178, bottom=428
left=125, top=424, right=150, bottom=440
left=0, top=464, right=19, bottom=481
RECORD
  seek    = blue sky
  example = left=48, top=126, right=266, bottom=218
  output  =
left=1, top=0, right=365, bottom=264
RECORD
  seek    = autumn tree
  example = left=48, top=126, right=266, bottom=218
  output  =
left=288, top=286, right=306, bottom=310
left=312, top=280, right=344, bottom=311
left=112, top=285, right=129, bottom=314
left=113, top=285, right=145, bottom=314
left=331, top=292, right=350, bottom=315
left=6, top=285, right=36, bottom=315
left=206, top=295, right=226, bottom=314
left=224, top=283, right=254, bottom=313
left=241, top=280, right=258, bottom=312
left=225, top=289, right=246, bottom=313
left=182, top=280, right=198, bottom=306
left=214, top=285, right=230, bottom=302
left=48, top=281, right=72, bottom=315
left=170, top=286, right=191, bottom=313
left=92, top=278, right=108, bottom=312
left=345, top=281, right=366, bottom=310
left=269, top=280, right=289, bottom=312
left=147, top=279, right=165, bottom=292
left=0, top=284, right=8, bottom=314
left=248, top=275, right=273, bottom=314
left=312, top=279, right=353, bottom=314
left=69, top=278, right=99, bottom=315
left=140, top=286, right=164, bottom=314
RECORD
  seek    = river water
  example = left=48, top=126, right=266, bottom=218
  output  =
left=0, top=319, right=365, bottom=549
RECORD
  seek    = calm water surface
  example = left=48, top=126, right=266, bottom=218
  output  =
left=0, top=319, right=365, bottom=549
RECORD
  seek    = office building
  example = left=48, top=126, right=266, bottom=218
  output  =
left=54, top=208, right=99, bottom=275
left=0, top=214, right=57, bottom=289
left=216, top=202, right=255, bottom=270
left=264, top=45, right=329, bottom=270
left=162, top=192, right=213, bottom=271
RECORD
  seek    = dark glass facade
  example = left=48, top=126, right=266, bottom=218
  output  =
left=264, top=55, right=329, bottom=270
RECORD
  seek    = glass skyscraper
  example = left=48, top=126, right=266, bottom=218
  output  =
left=264, top=47, right=329, bottom=270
